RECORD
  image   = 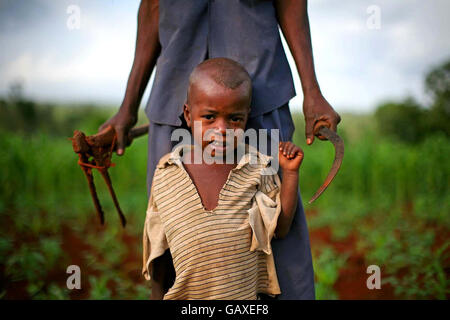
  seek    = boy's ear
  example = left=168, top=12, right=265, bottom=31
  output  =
left=183, top=103, right=191, bottom=128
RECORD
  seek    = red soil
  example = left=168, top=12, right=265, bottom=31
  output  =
left=3, top=207, right=447, bottom=300
left=309, top=226, right=397, bottom=300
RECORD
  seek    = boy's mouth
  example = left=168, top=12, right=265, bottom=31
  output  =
left=208, top=138, right=230, bottom=152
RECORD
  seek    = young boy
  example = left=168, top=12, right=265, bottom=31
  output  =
left=142, top=58, right=304, bottom=300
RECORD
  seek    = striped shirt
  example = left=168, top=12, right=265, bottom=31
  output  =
left=142, top=143, right=282, bottom=300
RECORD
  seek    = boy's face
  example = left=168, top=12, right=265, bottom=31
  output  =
left=183, top=79, right=251, bottom=158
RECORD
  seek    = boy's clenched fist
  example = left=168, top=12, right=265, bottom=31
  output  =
left=278, top=141, right=304, bottom=172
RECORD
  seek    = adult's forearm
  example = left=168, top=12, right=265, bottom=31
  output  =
left=275, top=0, right=321, bottom=96
left=121, top=0, right=161, bottom=115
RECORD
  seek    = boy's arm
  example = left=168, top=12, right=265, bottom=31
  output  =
left=150, top=249, right=174, bottom=300
left=275, top=142, right=303, bottom=239
left=276, top=170, right=299, bottom=239
left=99, top=0, right=161, bottom=155
left=274, top=0, right=341, bottom=145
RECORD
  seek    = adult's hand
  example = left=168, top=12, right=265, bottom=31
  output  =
left=303, top=92, right=341, bottom=145
left=98, top=109, right=137, bottom=155
left=275, top=0, right=341, bottom=145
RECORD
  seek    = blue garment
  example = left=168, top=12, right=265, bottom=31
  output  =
left=245, top=104, right=315, bottom=300
left=146, top=0, right=296, bottom=126
left=144, top=0, right=315, bottom=299
left=146, top=104, right=316, bottom=299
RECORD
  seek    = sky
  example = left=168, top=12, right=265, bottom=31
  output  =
left=0, top=0, right=449, bottom=113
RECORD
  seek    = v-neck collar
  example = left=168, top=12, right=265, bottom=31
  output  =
left=157, top=143, right=274, bottom=213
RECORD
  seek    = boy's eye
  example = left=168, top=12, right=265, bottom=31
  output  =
left=231, top=117, right=243, bottom=122
left=202, top=114, right=214, bottom=120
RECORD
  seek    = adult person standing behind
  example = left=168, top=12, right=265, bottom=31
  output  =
left=99, top=0, right=341, bottom=300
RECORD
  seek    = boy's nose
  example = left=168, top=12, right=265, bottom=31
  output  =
left=214, top=118, right=229, bottom=134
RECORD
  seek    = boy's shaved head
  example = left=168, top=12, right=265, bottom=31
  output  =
left=183, top=58, right=252, bottom=157
left=187, top=58, right=252, bottom=106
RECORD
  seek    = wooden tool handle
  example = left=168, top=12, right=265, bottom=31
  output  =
left=128, top=124, right=149, bottom=140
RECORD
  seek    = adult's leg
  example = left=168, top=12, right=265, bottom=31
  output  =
left=246, top=104, right=316, bottom=300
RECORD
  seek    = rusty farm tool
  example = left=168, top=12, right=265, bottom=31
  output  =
left=70, top=124, right=149, bottom=227
left=308, top=123, right=345, bottom=204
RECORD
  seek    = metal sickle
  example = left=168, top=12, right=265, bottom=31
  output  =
left=308, top=126, right=345, bottom=204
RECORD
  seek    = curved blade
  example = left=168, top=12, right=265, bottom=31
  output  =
left=309, top=127, right=344, bottom=204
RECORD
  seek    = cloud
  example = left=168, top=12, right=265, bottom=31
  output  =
left=282, top=0, right=450, bottom=112
left=0, top=0, right=140, bottom=103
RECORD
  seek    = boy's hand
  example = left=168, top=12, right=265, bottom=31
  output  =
left=278, top=141, right=304, bottom=172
